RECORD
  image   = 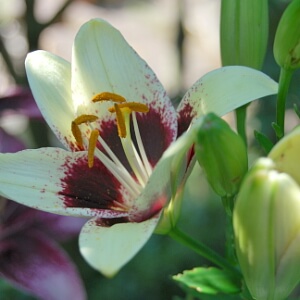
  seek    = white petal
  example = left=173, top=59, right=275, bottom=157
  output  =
left=79, top=216, right=159, bottom=277
left=25, top=51, right=77, bottom=150
left=0, top=148, right=128, bottom=219
left=177, top=66, right=278, bottom=118
left=71, top=18, right=172, bottom=122
left=132, top=122, right=199, bottom=218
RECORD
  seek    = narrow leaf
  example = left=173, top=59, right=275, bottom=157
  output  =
left=173, top=267, right=241, bottom=297
left=254, top=130, right=274, bottom=154
left=272, top=122, right=284, bottom=139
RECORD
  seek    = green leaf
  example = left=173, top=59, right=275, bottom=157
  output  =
left=254, top=130, right=274, bottom=154
left=173, top=267, right=241, bottom=298
left=272, top=122, right=284, bottom=139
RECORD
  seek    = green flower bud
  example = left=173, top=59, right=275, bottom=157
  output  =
left=220, top=0, right=268, bottom=69
left=269, top=125, right=300, bottom=185
left=195, top=113, right=247, bottom=198
left=274, top=0, right=300, bottom=70
left=234, top=158, right=300, bottom=300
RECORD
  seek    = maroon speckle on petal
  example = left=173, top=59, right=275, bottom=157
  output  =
left=135, top=109, right=174, bottom=166
left=177, top=103, right=195, bottom=137
left=186, top=145, right=195, bottom=169
left=59, top=155, right=126, bottom=210
left=130, top=193, right=168, bottom=223
left=95, top=217, right=129, bottom=227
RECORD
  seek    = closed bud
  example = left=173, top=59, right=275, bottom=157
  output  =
left=234, top=158, right=300, bottom=300
left=195, top=113, right=247, bottom=198
left=274, top=0, right=300, bottom=70
left=269, top=125, right=300, bottom=185
left=220, top=0, right=268, bottom=69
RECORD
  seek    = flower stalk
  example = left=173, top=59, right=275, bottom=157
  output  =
left=275, top=68, right=294, bottom=139
left=169, top=227, right=240, bottom=277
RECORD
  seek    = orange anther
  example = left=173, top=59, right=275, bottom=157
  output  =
left=114, top=104, right=127, bottom=138
left=71, top=121, right=83, bottom=147
left=92, top=92, right=126, bottom=103
left=88, top=129, right=100, bottom=168
left=108, top=102, right=149, bottom=113
left=73, top=114, right=98, bottom=125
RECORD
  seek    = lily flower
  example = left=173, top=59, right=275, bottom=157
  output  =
left=0, top=199, right=86, bottom=300
left=0, top=19, right=278, bottom=277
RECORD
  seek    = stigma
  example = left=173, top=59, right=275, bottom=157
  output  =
left=70, top=92, right=151, bottom=198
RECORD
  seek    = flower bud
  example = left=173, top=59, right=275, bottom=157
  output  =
left=220, top=0, right=268, bottom=69
left=234, top=158, right=300, bottom=300
left=269, top=125, right=300, bottom=185
left=195, top=113, right=247, bottom=198
left=274, top=0, right=300, bottom=70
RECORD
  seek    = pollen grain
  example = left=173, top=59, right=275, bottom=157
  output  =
left=71, top=121, right=83, bottom=147
left=73, top=114, right=98, bottom=125
left=92, top=92, right=126, bottom=103
left=114, top=104, right=127, bottom=138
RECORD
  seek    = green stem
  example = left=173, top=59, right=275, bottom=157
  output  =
left=235, top=105, right=247, bottom=146
left=221, top=196, right=234, bottom=216
left=276, top=67, right=294, bottom=139
left=169, top=226, right=240, bottom=277
left=225, top=212, right=239, bottom=268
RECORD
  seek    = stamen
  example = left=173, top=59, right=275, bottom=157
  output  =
left=132, top=112, right=152, bottom=176
left=88, top=129, right=100, bottom=168
left=73, top=114, right=98, bottom=125
left=121, top=137, right=148, bottom=186
left=92, top=92, right=126, bottom=103
left=71, top=121, right=83, bottom=147
left=108, top=102, right=149, bottom=113
left=114, top=104, right=127, bottom=138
